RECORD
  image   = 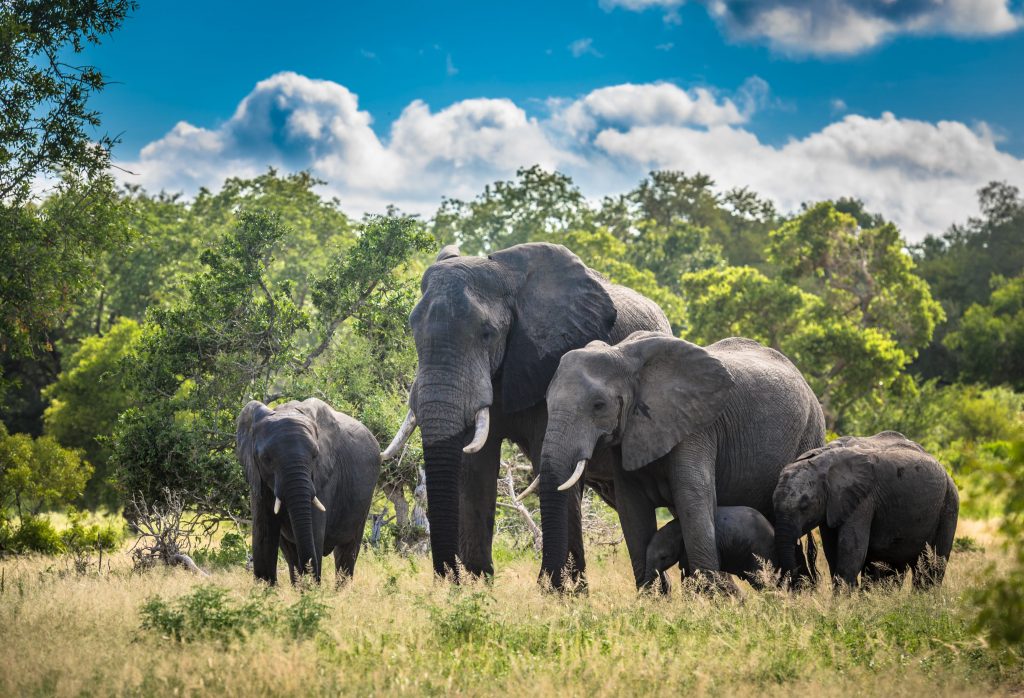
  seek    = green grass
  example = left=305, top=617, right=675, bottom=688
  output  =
left=0, top=521, right=1021, bottom=697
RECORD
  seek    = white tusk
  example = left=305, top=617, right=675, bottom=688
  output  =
left=274, top=497, right=282, bottom=515
left=557, top=460, right=587, bottom=491
left=516, top=476, right=540, bottom=502
left=381, top=410, right=417, bottom=461
left=312, top=496, right=326, bottom=512
left=463, top=407, right=490, bottom=454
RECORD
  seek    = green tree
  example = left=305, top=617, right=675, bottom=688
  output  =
left=112, top=212, right=433, bottom=513
left=432, top=165, right=591, bottom=254
left=0, top=0, right=136, bottom=203
left=42, top=317, right=141, bottom=507
left=0, top=423, right=92, bottom=521
left=944, top=274, right=1024, bottom=390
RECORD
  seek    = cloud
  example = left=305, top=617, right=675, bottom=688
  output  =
left=655, top=42, right=675, bottom=51
left=831, top=98, right=848, bottom=114
left=118, top=71, right=1024, bottom=240
left=568, top=37, right=603, bottom=58
left=445, top=54, right=458, bottom=76
left=603, top=0, right=1022, bottom=55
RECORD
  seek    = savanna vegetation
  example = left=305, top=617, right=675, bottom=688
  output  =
left=1, top=1, right=1023, bottom=694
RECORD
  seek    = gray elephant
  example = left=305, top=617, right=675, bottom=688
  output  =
left=236, top=398, right=380, bottom=585
left=644, top=510, right=817, bottom=591
left=381, top=242, right=670, bottom=581
left=538, top=332, right=825, bottom=591
left=773, top=431, right=960, bottom=589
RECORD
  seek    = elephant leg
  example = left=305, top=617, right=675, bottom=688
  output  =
left=251, top=488, right=281, bottom=584
left=279, top=538, right=300, bottom=585
left=666, top=437, right=736, bottom=594
left=832, top=512, right=872, bottom=590
left=612, top=468, right=659, bottom=591
left=819, top=524, right=839, bottom=577
left=916, top=484, right=959, bottom=589
left=862, top=561, right=904, bottom=589
left=458, top=435, right=502, bottom=578
left=333, top=540, right=361, bottom=587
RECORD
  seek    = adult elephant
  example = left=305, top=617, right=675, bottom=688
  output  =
left=383, top=243, right=671, bottom=580
left=236, top=398, right=380, bottom=585
left=538, top=332, right=825, bottom=591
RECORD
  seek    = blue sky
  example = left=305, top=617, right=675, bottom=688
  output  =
left=80, top=0, right=1024, bottom=239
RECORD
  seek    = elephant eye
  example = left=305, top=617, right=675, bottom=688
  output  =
left=593, top=400, right=607, bottom=412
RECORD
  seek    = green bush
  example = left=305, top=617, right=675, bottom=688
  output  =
left=139, top=585, right=330, bottom=644
left=4, top=516, right=65, bottom=554
left=973, top=441, right=1024, bottom=649
left=193, top=531, right=249, bottom=568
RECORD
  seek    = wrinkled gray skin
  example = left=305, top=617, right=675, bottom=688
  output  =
left=236, top=398, right=381, bottom=585
left=644, top=510, right=816, bottom=591
left=407, top=243, right=670, bottom=580
left=540, top=332, right=825, bottom=592
left=773, top=431, right=960, bottom=589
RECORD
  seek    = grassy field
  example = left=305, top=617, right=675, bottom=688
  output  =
left=0, top=519, right=1021, bottom=697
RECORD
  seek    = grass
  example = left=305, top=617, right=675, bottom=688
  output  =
left=0, top=521, right=1021, bottom=697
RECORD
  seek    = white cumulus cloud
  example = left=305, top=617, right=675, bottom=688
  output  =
left=118, top=72, right=1024, bottom=240
left=602, top=0, right=1022, bottom=55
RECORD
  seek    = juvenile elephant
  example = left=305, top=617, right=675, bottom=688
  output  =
left=773, top=431, right=960, bottom=589
left=382, top=243, right=670, bottom=581
left=236, top=398, right=380, bottom=585
left=539, top=332, right=825, bottom=591
left=644, top=510, right=818, bottom=591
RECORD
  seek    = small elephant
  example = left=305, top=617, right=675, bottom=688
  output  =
left=773, top=431, right=960, bottom=589
left=236, top=398, right=381, bottom=585
left=644, top=509, right=817, bottom=591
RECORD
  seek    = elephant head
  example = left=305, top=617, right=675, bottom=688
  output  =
left=643, top=518, right=683, bottom=588
left=237, top=400, right=327, bottom=581
left=386, top=243, right=617, bottom=577
left=773, top=442, right=874, bottom=583
left=538, top=331, right=734, bottom=588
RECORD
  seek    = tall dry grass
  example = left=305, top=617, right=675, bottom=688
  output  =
left=0, top=526, right=1020, bottom=697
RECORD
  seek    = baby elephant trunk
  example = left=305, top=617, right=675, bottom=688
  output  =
left=774, top=517, right=801, bottom=582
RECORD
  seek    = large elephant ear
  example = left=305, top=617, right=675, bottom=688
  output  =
left=618, top=332, right=735, bottom=471
left=236, top=400, right=273, bottom=489
left=825, top=451, right=876, bottom=527
left=490, top=243, right=616, bottom=413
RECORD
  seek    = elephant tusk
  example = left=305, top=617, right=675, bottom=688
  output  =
left=516, top=476, right=540, bottom=502
left=463, top=408, right=490, bottom=454
left=312, top=496, right=326, bottom=512
left=381, top=410, right=417, bottom=461
left=274, top=497, right=282, bottom=515
left=557, top=460, right=587, bottom=491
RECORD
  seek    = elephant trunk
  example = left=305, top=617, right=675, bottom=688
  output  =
left=538, top=439, right=577, bottom=589
left=282, top=465, right=320, bottom=582
left=420, top=434, right=464, bottom=579
left=774, top=517, right=801, bottom=583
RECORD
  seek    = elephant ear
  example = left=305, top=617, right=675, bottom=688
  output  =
left=825, top=451, right=876, bottom=527
left=618, top=332, right=735, bottom=471
left=490, top=243, right=616, bottom=413
left=236, top=400, right=273, bottom=490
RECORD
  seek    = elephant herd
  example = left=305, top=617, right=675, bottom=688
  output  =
left=234, top=242, right=960, bottom=592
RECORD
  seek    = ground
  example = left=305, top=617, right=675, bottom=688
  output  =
left=0, top=519, right=1021, bottom=697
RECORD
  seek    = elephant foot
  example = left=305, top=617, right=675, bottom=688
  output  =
left=687, top=569, right=740, bottom=597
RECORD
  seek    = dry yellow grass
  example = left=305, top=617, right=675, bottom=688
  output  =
left=0, top=525, right=1021, bottom=697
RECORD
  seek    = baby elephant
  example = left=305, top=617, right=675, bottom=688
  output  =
left=236, top=398, right=381, bottom=585
left=773, top=431, right=959, bottom=589
left=644, top=508, right=818, bottom=590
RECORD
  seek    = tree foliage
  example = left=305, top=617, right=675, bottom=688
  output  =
left=0, top=0, right=136, bottom=203
left=0, top=422, right=92, bottom=521
left=42, top=317, right=140, bottom=507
